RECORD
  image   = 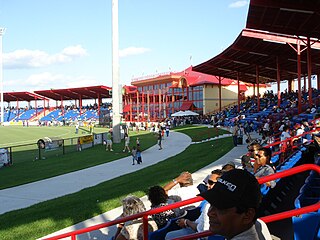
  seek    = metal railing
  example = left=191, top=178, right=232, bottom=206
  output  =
left=42, top=164, right=320, bottom=240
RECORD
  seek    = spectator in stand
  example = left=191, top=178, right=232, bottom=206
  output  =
left=200, top=169, right=272, bottom=240
left=148, top=186, right=177, bottom=229
left=113, top=195, right=158, bottom=240
left=241, top=155, right=254, bottom=173
left=280, top=126, right=291, bottom=142
left=165, top=170, right=223, bottom=239
left=254, top=147, right=276, bottom=188
left=164, top=172, right=200, bottom=209
left=222, top=161, right=236, bottom=172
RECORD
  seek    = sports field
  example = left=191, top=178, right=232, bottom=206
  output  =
left=0, top=125, right=107, bottom=148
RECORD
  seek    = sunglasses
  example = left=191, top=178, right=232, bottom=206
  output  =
left=207, top=180, right=217, bottom=185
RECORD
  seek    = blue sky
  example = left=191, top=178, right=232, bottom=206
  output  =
left=0, top=0, right=250, bottom=93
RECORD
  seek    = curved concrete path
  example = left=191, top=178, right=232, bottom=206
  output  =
left=0, top=131, right=192, bottom=215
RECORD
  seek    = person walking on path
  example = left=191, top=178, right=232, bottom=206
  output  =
left=131, top=146, right=137, bottom=165
left=232, top=124, right=239, bottom=146
left=75, top=122, right=79, bottom=134
left=106, top=130, right=113, bottom=151
left=136, top=146, right=142, bottom=164
left=123, top=133, right=131, bottom=153
left=165, top=125, right=170, bottom=137
left=158, top=130, right=163, bottom=150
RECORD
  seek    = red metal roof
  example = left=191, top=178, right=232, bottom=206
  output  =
left=247, top=0, right=320, bottom=39
left=193, top=29, right=320, bottom=84
left=4, top=92, right=48, bottom=102
left=193, top=1, right=320, bottom=84
left=176, top=67, right=232, bottom=87
left=34, top=85, right=112, bottom=101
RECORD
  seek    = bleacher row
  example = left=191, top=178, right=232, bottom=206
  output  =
left=146, top=141, right=320, bottom=240
left=1, top=108, right=110, bottom=122
left=257, top=140, right=320, bottom=240
left=293, top=155, right=320, bottom=240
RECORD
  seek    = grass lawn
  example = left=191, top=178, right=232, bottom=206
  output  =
left=0, top=125, right=233, bottom=240
left=174, top=125, right=229, bottom=142
left=0, top=130, right=157, bottom=189
left=0, top=125, right=108, bottom=147
left=0, top=136, right=234, bottom=240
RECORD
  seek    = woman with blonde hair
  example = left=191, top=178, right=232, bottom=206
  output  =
left=114, top=195, right=158, bottom=240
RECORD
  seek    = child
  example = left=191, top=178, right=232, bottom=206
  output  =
left=136, top=146, right=142, bottom=164
left=131, top=146, right=137, bottom=165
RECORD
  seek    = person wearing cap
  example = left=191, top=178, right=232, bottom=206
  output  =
left=200, top=169, right=272, bottom=240
left=165, top=170, right=223, bottom=240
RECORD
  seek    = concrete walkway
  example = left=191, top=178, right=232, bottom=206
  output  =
left=0, top=131, right=192, bottom=215
left=41, top=130, right=257, bottom=240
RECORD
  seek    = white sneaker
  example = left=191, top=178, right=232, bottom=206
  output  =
left=110, top=149, right=114, bottom=151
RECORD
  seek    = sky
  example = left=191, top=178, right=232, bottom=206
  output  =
left=0, top=0, right=250, bottom=93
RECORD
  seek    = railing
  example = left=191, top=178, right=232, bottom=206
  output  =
left=42, top=164, right=320, bottom=240
left=264, top=127, right=319, bottom=158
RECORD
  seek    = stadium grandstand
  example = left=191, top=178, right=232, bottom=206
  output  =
left=0, top=1, right=319, bottom=240
left=40, top=0, right=320, bottom=239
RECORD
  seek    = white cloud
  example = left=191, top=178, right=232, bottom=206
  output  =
left=3, top=45, right=87, bottom=69
left=4, top=72, right=98, bottom=92
left=229, top=1, right=248, bottom=8
left=119, top=47, right=150, bottom=57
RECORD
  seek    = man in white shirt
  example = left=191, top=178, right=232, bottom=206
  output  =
left=165, top=170, right=223, bottom=239
left=164, top=172, right=200, bottom=208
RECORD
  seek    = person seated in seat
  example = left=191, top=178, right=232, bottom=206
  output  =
left=148, top=186, right=178, bottom=229
left=221, top=161, right=236, bottom=172
left=254, top=147, right=276, bottom=188
left=164, top=172, right=200, bottom=209
left=241, top=155, right=254, bottom=174
left=114, top=195, right=158, bottom=240
left=165, top=170, right=223, bottom=239
left=200, top=169, right=273, bottom=240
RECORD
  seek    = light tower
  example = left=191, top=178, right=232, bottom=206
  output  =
left=111, top=0, right=121, bottom=143
left=0, top=28, right=5, bottom=125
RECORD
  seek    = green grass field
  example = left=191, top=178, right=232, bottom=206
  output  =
left=0, top=125, right=232, bottom=240
left=0, top=125, right=107, bottom=147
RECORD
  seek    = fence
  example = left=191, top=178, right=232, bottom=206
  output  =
left=2, top=132, right=107, bottom=165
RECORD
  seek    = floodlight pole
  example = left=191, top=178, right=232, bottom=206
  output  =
left=111, top=0, right=121, bottom=143
left=0, top=28, right=5, bottom=125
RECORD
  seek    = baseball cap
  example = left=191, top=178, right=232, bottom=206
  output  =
left=199, top=169, right=261, bottom=209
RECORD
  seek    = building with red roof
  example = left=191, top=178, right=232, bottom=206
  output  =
left=122, top=66, right=268, bottom=122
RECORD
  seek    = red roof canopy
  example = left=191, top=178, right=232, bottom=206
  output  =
left=247, top=0, right=320, bottom=39
left=4, top=91, right=48, bottom=102
left=193, top=1, right=320, bottom=84
left=34, top=85, right=112, bottom=101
